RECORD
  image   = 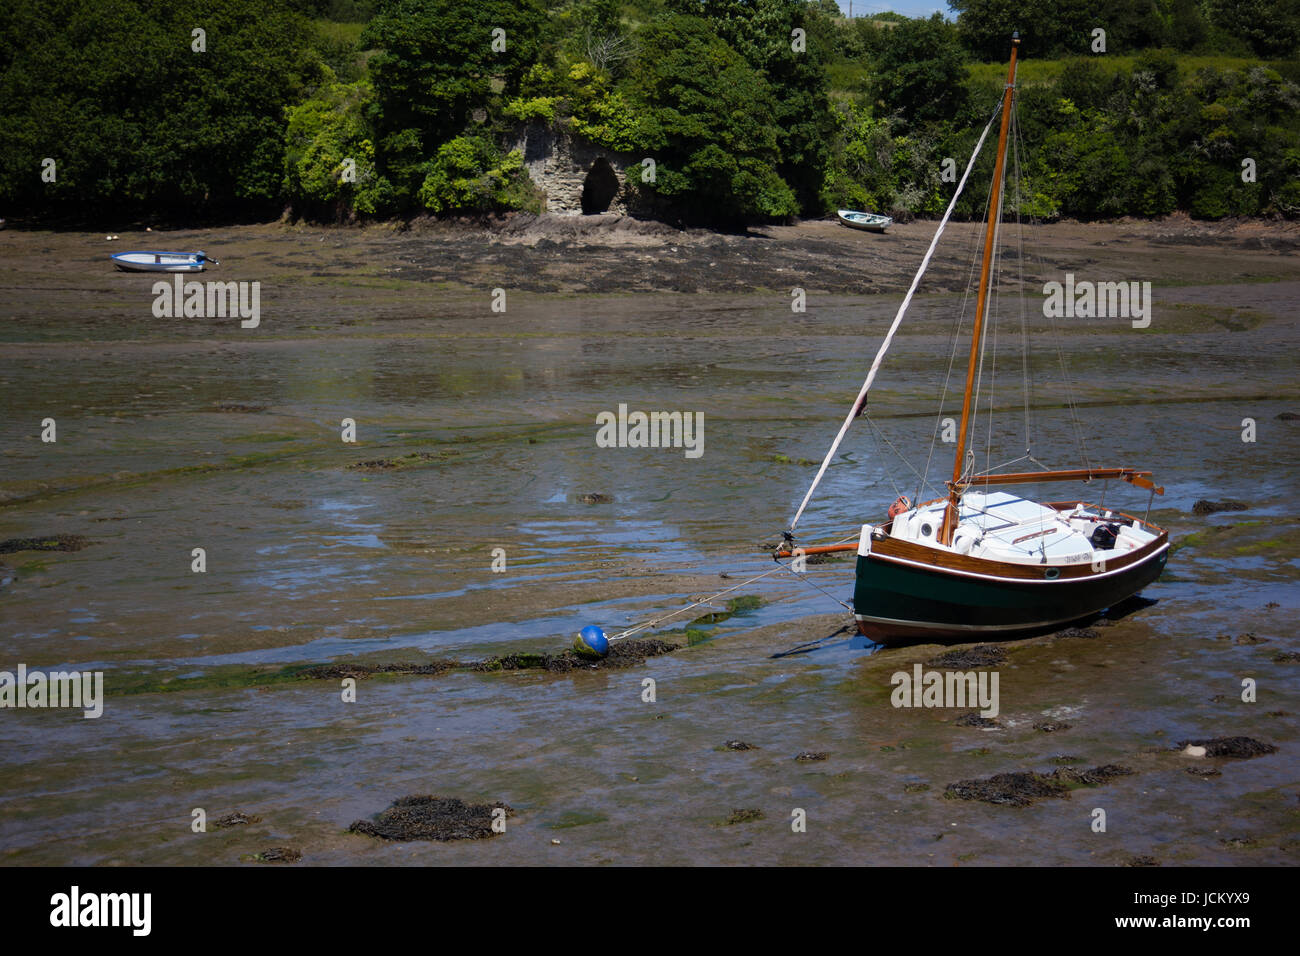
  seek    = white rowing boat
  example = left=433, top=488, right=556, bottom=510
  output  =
left=837, top=209, right=893, bottom=232
left=111, top=251, right=217, bottom=273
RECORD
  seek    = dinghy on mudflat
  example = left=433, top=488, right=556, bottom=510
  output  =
left=837, top=209, right=893, bottom=233
left=111, top=251, right=217, bottom=273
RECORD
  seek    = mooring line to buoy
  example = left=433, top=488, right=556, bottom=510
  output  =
left=608, top=541, right=857, bottom=644
left=608, top=564, right=790, bottom=642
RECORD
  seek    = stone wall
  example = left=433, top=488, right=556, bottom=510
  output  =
left=504, top=123, right=641, bottom=216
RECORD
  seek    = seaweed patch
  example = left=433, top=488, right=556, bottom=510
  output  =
left=245, top=847, right=301, bottom=863
left=298, top=660, right=458, bottom=680
left=474, top=638, right=677, bottom=672
left=1192, top=499, right=1248, bottom=515
left=925, top=645, right=1006, bottom=668
left=349, top=795, right=513, bottom=842
left=956, top=712, right=1000, bottom=728
left=0, top=535, right=90, bottom=554
left=944, top=764, right=1133, bottom=807
left=1176, top=736, right=1276, bottom=758
left=213, top=811, right=262, bottom=828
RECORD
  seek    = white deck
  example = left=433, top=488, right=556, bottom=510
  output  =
left=862, top=490, right=1158, bottom=567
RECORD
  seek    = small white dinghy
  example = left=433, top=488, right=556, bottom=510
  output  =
left=837, top=209, right=893, bottom=233
left=111, top=250, right=218, bottom=273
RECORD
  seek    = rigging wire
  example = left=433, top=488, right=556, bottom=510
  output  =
left=787, top=101, right=1004, bottom=534
left=917, top=149, right=994, bottom=505
left=1011, top=108, right=1036, bottom=459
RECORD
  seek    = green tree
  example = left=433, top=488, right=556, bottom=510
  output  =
left=416, top=135, right=538, bottom=213
left=666, top=0, right=836, bottom=214
left=872, top=13, right=969, bottom=125
left=283, top=78, right=395, bottom=217
left=0, top=0, right=323, bottom=218
left=362, top=0, right=546, bottom=202
left=1204, top=0, right=1300, bottom=57
left=625, top=14, right=798, bottom=221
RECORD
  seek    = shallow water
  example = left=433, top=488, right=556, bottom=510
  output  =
left=0, top=224, right=1297, bottom=865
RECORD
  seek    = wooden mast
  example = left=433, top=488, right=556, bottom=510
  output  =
left=939, top=32, right=1021, bottom=546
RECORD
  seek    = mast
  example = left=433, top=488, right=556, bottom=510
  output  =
left=939, top=32, right=1021, bottom=546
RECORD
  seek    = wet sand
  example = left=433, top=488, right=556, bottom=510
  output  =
left=0, top=216, right=1297, bottom=865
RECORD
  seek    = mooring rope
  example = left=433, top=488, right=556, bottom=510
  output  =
left=609, top=542, right=858, bottom=643
left=608, top=564, right=789, bottom=642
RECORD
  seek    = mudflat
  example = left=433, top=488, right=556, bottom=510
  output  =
left=0, top=214, right=1296, bottom=865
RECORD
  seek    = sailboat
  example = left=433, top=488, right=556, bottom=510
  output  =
left=779, top=34, right=1169, bottom=644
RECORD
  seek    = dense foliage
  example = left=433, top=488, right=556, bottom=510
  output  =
left=1, top=0, right=1297, bottom=224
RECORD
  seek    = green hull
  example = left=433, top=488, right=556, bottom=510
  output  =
left=854, top=547, right=1168, bottom=641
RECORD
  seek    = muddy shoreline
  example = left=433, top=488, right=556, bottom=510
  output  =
left=0, top=213, right=1296, bottom=865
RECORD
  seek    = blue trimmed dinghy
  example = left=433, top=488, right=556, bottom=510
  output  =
left=837, top=209, right=893, bottom=233
left=111, top=250, right=218, bottom=273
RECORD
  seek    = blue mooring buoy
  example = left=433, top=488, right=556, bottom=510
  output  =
left=573, top=625, right=610, bottom=659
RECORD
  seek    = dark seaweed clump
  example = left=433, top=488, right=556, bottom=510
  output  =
left=1185, top=766, right=1222, bottom=777
left=1126, top=855, right=1159, bottom=867
left=0, top=534, right=90, bottom=554
left=723, top=739, right=756, bottom=751
left=474, top=638, right=677, bottom=672
left=213, top=811, right=261, bottom=828
left=945, top=765, right=1132, bottom=807
left=1192, top=498, right=1248, bottom=515
left=723, top=808, right=764, bottom=825
left=956, top=712, right=1000, bottom=728
left=252, top=847, right=301, bottom=863
left=298, top=660, right=458, bottom=680
left=1050, top=765, right=1133, bottom=786
left=1034, top=720, right=1073, bottom=733
left=945, top=772, right=1069, bottom=807
left=349, top=795, right=513, bottom=842
left=1177, top=736, right=1277, bottom=758
left=794, top=751, right=828, bottom=761
left=925, top=645, right=1006, bottom=668
left=347, top=452, right=451, bottom=472
left=1055, top=627, right=1099, bottom=639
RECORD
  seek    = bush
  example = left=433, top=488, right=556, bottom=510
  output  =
left=416, top=136, right=539, bottom=213
left=283, top=78, right=394, bottom=217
